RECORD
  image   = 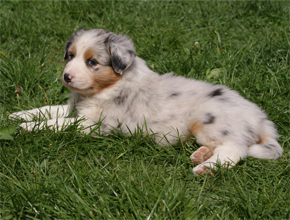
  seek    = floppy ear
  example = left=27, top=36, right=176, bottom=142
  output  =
left=109, top=34, right=136, bottom=74
left=64, top=28, right=86, bottom=60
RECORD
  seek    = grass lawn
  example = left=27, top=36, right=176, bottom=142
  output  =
left=1, top=0, right=290, bottom=219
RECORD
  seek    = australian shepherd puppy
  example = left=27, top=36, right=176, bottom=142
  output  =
left=10, top=28, right=283, bottom=175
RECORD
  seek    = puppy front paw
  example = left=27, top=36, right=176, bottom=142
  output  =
left=9, top=110, right=38, bottom=121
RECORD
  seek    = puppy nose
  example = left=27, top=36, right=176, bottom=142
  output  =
left=64, top=73, right=72, bottom=83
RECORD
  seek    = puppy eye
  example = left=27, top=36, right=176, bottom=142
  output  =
left=68, top=54, right=74, bottom=60
left=86, top=58, right=98, bottom=67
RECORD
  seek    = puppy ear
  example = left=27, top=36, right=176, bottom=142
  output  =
left=64, top=28, right=86, bottom=60
left=109, top=34, right=136, bottom=74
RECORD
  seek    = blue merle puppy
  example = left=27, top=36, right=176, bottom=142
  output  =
left=10, top=28, right=283, bottom=175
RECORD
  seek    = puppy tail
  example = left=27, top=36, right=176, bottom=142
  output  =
left=248, top=141, right=283, bottom=159
left=248, top=119, right=283, bottom=159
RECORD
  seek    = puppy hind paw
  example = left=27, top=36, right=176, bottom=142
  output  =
left=190, top=146, right=213, bottom=164
left=192, top=165, right=213, bottom=176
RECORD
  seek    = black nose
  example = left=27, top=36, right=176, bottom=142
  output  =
left=64, top=73, right=71, bottom=83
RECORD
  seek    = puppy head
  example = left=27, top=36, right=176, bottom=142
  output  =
left=63, top=28, right=136, bottom=95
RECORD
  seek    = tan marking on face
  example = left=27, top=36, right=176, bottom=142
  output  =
left=84, top=49, right=95, bottom=61
left=91, top=66, right=122, bottom=93
left=66, top=44, right=76, bottom=62
left=70, top=44, right=76, bottom=55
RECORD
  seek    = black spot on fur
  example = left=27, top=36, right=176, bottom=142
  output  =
left=169, top=92, right=180, bottom=98
left=64, top=41, right=72, bottom=60
left=114, top=95, right=128, bottom=105
left=112, top=53, right=127, bottom=73
left=106, top=59, right=112, bottom=67
left=208, top=88, right=223, bottom=97
left=203, top=113, right=216, bottom=124
left=263, top=144, right=276, bottom=150
left=221, top=130, right=229, bottom=136
left=104, top=36, right=111, bottom=44
left=65, top=41, right=72, bottom=53
left=127, top=50, right=136, bottom=57
left=263, top=145, right=272, bottom=150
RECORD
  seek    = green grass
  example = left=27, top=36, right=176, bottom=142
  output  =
left=1, top=0, right=290, bottom=219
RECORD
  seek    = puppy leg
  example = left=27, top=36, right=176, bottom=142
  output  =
left=190, top=146, right=213, bottom=164
left=20, top=118, right=95, bottom=133
left=9, top=105, right=70, bottom=121
left=192, top=142, right=247, bottom=175
left=20, top=118, right=76, bottom=132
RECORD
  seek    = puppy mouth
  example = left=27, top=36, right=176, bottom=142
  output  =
left=62, top=75, right=96, bottom=95
left=63, top=82, right=93, bottom=95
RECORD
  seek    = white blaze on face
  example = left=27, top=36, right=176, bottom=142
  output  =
left=63, top=55, right=92, bottom=90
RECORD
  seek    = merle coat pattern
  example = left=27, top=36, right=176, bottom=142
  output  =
left=10, top=29, right=283, bottom=175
